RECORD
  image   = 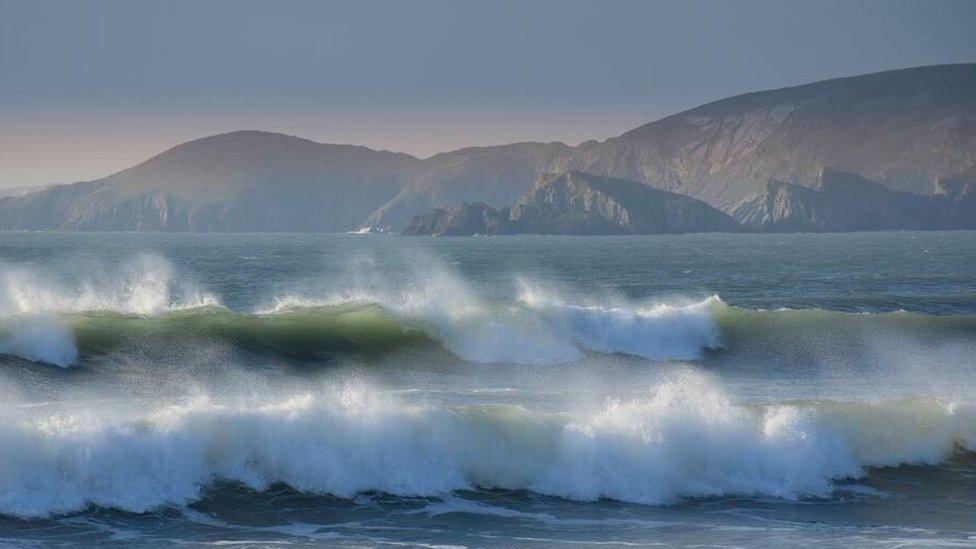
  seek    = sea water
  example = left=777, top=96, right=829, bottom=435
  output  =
left=0, top=231, right=973, bottom=547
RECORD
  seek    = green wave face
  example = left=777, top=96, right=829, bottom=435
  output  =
left=4, top=297, right=976, bottom=368
left=715, top=304, right=976, bottom=345
left=68, top=304, right=435, bottom=360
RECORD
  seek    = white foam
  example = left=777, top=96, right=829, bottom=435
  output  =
left=1, top=373, right=971, bottom=518
left=0, top=315, right=78, bottom=367
left=262, top=270, right=721, bottom=364
left=519, top=286, right=723, bottom=360
left=263, top=268, right=581, bottom=364
left=0, top=254, right=219, bottom=366
left=0, top=254, right=218, bottom=317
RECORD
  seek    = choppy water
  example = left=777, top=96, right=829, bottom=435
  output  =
left=0, top=231, right=974, bottom=548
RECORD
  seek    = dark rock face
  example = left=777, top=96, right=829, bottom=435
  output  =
left=730, top=168, right=976, bottom=231
left=403, top=171, right=742, bottom=236
left=510, top=172, right=742, bottom=234
left=402, top=202, right=513, bottom=236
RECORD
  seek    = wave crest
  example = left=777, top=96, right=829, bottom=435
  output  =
left=519, top=287, right=723, bottom=360
left=0, top=254, right=217, bottom=316
left=1, top=373, right=972, bottom=518
left=0, top=255, right=218, bottom=366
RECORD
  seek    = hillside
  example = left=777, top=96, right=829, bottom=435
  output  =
left=0, top=131, right=417, bottom=232
left=2, top=64, right=974, bottom=233
left=374, top=64, right=976, bottom=228
left=729, top=168, right=976, bottom=231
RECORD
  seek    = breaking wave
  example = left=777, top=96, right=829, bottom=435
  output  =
left=4, top=297, right=976, bottom=368
left=0, top=254, right=217, bottom=366
left=518, top=287, right=722, bottom=360
left=1, top=372, right=972, bottom=518
left=0, top=314, right=78, bottom=367
left=0, top=254, right=217, bottom=316
left=29, top=296, right=727, bottom=366
left=2, top=255, right=975, bottom=367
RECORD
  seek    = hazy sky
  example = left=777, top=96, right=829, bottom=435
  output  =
left=1, top=0, right=975, bottom=187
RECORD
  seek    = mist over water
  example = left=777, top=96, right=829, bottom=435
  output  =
left=0, top=231, right=974, bottom=547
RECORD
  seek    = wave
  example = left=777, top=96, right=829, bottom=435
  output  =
left=1, top=372, right=972, bottom=518
left=518, top=288, right=722, bottom=360
left=0, top=254, right=217, bottom=316
left=0, top=315, right=78, bottom=367
left=257, top=283, right=725, bottom=364
left=2, top=255, right=975, bottom=368
left=0, top=254, right=218, bottom=366
left=4, top=296, right=976, bottom=368
left=70, top=304, right=434, bottom=359
left=716, top=304, right=976, bottom=340
left=34, top=296, right=723, bottom=366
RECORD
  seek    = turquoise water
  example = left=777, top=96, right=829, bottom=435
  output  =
left=0, top=231, right=974, bottom=547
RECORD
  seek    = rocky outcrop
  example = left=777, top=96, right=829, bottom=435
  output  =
left=402, top=202, right=513, bottom=236
left=510, top=172, right=742, bottom=234
left=403, top=171, right=742, bottom=235
left=730, top=168, right=976, bottom=231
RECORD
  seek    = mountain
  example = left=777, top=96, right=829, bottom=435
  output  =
left=403, top=171, right=742, bottom=236
left=0, top=131, right=417, bottom=232
left=2, top=64, right=974, bottom=233
left=569, top=63, right=976, bottom=211
left=376, top=64, right=976, bottom=229
left=0, top=185, right=47, bottom=199
left=729, top=168, right=976, bottom=232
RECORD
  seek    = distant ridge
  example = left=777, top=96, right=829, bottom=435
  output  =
left=0, top=131, right=417, bottom=232
left=570, top=63, right=976, bottom=208
left=2, top=64, right=974, bottom=233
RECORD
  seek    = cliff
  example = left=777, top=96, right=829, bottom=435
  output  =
left=730, top=168, right=976, bottom=231
left=403, top=171, right=742, bottom=235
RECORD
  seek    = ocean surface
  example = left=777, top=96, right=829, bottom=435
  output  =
left=0, top=231, right=974, bottom=548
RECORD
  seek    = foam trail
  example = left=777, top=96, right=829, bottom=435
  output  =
left=1, top=373, right=972, bottom=518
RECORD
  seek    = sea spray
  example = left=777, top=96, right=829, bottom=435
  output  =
left=0, top=314, right=78, bottom=367
left=1, top=372, right=973, bottom=518
left=518, top=284, right=723, bottom=360
left=0, top=254, right=217, bottom=316
left=261, top=267, right=724, bottom=364
left=263, top=265, right=583, bottom=364
left=0, top=255, right=218, bottom=366
left=3, top=253, right=976, bottom=368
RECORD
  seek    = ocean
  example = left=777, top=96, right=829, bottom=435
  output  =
left=0, top=231, right=973, bottom=547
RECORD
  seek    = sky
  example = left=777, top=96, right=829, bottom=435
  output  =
left=1, top=0, right=975, bottom=187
